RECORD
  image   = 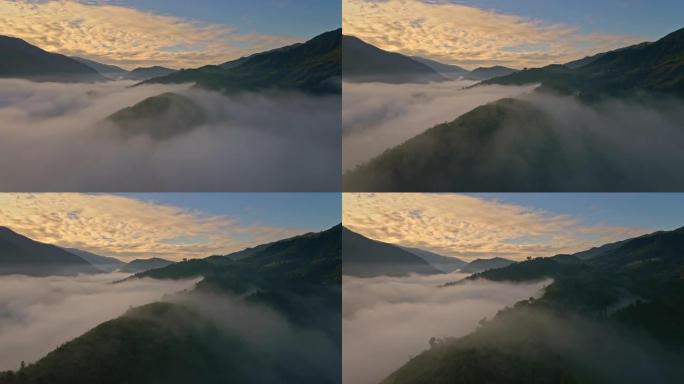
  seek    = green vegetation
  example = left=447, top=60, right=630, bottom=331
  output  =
left=384, top=227, right=684, bottom=383
left=0, top=225, right=342, bottom=383
left=145, top=29, right=341, bottom=94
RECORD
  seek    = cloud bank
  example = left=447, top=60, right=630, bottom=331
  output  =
left=343, top=272, right=549, bottom=384
left=0, top=79, right=341, bottom=192
left=0, top=0, right=297, bottom=69
left=0, top=193, right=304, bottom=261
left=342, top=80, right=535, bottom=170
left=343, top=193, right=647, bottom=261
left=343, top=0, right=642, bottom=69
left=0, top=273, right=198, bottom=371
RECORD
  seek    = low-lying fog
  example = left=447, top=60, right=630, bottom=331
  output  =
left=342, top=80, right=536, bottom=170
left=0, top=79, right=341, bottom=191
left=342, top=272, right=549, bottom=384
left=0, top=273, right=198, bottom=370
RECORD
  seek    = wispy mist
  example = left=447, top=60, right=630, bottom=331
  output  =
left=0, top=273, right=198, bottom=371
left=0, top=79, right=340, bottom=191
left=342, top=272, right=548, bottom=384
left=342, top=80, right=535, bottom=170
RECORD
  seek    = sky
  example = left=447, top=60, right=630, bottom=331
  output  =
left=0, top=193, right=340, bottom=261
left=343, top=0, right=684, bottom=69
left=0, top=0, right=340, bottom=69
left=343, top=193, right=684, bottom=261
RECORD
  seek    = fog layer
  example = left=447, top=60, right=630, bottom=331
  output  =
left=0, top=79, right=340, bottom=191
left=342, top=272, right=549, bottom=384
left=0, top=273, right=198, bottom=370
left=342, top=80, right=535, bottom=170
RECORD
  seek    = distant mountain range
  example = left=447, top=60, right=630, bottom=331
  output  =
left=0, top=225, right=342, bottom=384
left=342, top=35, right=517, bottom=83
left=143, top=29, right=341, bottom=94
left=483, top=27, right=684, bottom=98
left=344, top=27, right=684, bottom=192
left=0, top=36, right=106, bottom=82
left=398, top=246, right=466, bottom=273
left=458, top=257, right=514, bottom=274
left=342, top=227, right=441, bottom=277
left=0, top=227, right=100, bottom=276
left=124, top=66, right=175, bottom=81
left=118, top=258, right=175, bottom=274
left=384, top=226, right=684, bottom=383
left=61, top=247, right=125, bottom=273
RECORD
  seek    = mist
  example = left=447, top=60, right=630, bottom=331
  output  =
left=342, top=80, right=535, bottom=170
left=342, top=272, right=549, bottom=384
left=0, top=79, right=340, bottom=191
left=0, top=273, right=198, bottom=371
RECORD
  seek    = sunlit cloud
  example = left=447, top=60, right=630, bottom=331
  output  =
left=0, top=194, right=301, bottom=260
left=0, top=0, right=298, bottom=69
left=343, top=193, right=647, bottom=260
left=342, top=0, right=644, bottom=69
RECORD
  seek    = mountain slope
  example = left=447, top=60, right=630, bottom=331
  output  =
left=0, top=36, right=106, bottom=82
left=459, top=257, right=515, bottom=274
left=343, top=97, right=611, bottom=192
left=342, top=35, right=447, bottom=84
left=125, top=66, right=175, bottom=81
left=145, top=29, right=341, bottom=94
left=485, top=28, right=684, bottom=97
left=400, top=246, right=466, bottom=272
left=409, top=56, right=468, bottom=79
left=465, top=66, right=518, bottom=81
left=0, top=226, right=342, bottom=384
left=382, top=226, right=684, bottom=384
left=119, top=258, right=175, bottom=274
left=342, top=227, right=441, bottom=277
left=104, top=92, right=206, bottom=140
left=0, top=227, right=99, bottom=276
left=62, top=248, right=125, bottom=273
left=71, top=57, right=129, bottom=79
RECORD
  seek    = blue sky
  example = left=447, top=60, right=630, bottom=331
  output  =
left=124, top=193, right=341, bottom=231
left=474, top=193, right=684, bottom=232
left=458, top=0, right=684, bottom=39
left=108, top=0, right=341, bottom=39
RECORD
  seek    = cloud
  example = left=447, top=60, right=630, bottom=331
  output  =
left=343, top=193, right=647, bottom=260
left=342, top=80, right=536, bottom=170
left=342, top=0, right=643, bottom=69
left=0, top=273, right=198, bottom=371
left=0, top=0, right=298, bottom=69
left=342, top=272, right=549, bottom=384
left=0, top=79, right=341, bottom=192
left=0, top=193, right=302, bottom=260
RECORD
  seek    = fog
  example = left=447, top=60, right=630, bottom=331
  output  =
left=0, top=273, right=198, bottom=370
left=342, top=272, right=549, bottom=384
left=0, top=79, right=341, bottom=191
left=342, top=80, right=535, bottom=170
left=169, top=291, right=341, bottom=383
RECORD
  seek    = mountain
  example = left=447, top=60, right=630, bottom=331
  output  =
left=485, top=28, right=684, bottom=98
left=144, top=29, right=341, bottom=94
left=383, top=227, right=684, bottom=384
left=343, top=98, right=583, bottom=191
left=465, top=65, right=518, bottom=81
left=71, top=56, right=129, bottom=79
left=459, top=257, right=514, bottom=274
left=125, top=66, right=175, bottom=81
left=342, top=35, right=447, bottom=84
left=0, top=226, right=342, bottom=384
left=409, top=56, right=469, bottom=79
left=62, top=248, right=125, bottom=273
left=342, top=227, right=441, bottom=277
left=0, top=227, right=99, bottom=276
left=118, top=258, right=175, bottom=274
left=400, top=246, right=466, bottom=272
left=0, top=36, right=106, bottom=82
left=104, top=92, right=206, bottom=140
